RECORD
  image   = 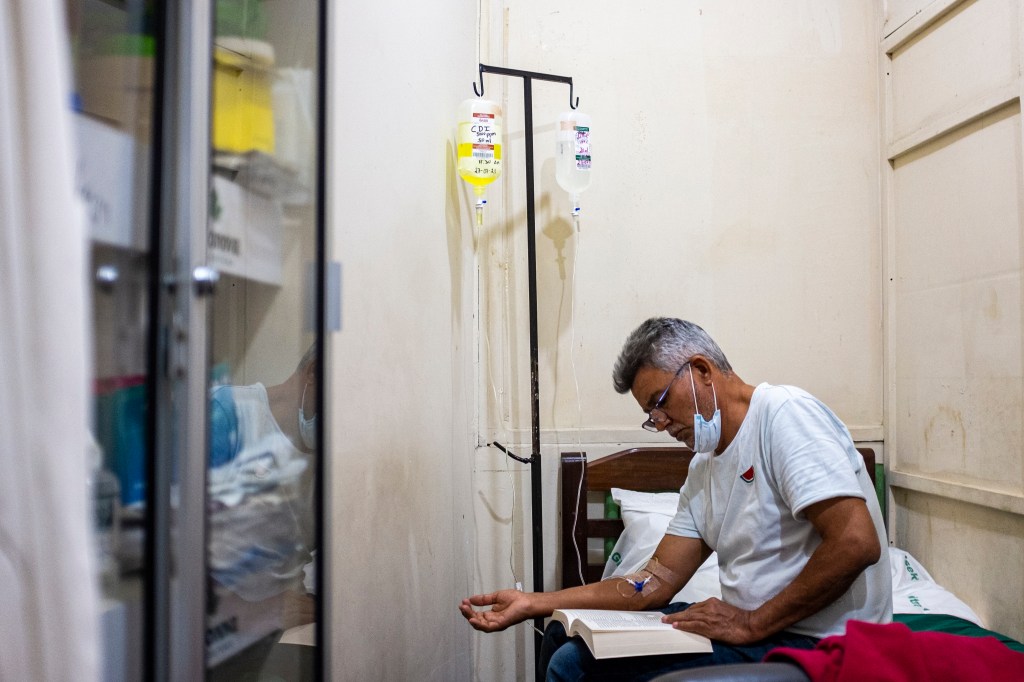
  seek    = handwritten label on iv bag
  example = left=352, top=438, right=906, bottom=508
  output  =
left=574, top=126, right=591, bottom=171
left=458, top=110, right=502, bottom=184
left=556, top=111, right=592, bottom=198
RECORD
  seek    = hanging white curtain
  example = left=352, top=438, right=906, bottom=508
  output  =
left=0, top=2, right=99, bottom=681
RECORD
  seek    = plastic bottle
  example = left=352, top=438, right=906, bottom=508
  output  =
left=457, top=97, right=503, bottom=225
left=555, top=109, right=592, bottom=230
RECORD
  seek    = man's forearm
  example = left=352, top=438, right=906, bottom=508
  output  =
left=748, top=536, right=876, bottom=639
left=749, top=494, right=882, bottom=640
left=528, top=575, right=678, bottom=618
left=463, top=536, right=707, bottom=633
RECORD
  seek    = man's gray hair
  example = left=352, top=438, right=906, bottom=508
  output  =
left=612, top=318, right=732, bottom=394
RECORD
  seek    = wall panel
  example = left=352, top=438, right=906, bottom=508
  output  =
left=893, top=489, right=1024, bottom=638
left=889, top=0, right=1018, bottom=142
left=883, top=0, right=1024, bottom=642
left=892, top=105, right=1024, bottom=491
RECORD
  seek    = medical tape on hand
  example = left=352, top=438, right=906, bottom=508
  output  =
left=616, top=556, right=680, bottom=598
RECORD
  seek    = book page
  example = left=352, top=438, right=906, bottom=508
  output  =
left=555, top=609, right=674, bottom=632
left=580, top=611, right=673, bottom=631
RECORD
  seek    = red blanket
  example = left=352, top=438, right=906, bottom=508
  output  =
left=764, top=620, right=1024, bottom=681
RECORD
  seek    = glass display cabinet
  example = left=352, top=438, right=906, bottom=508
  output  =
left=68, top=0, right=326, bottom=678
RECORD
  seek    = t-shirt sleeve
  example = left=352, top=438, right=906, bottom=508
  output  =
left=765, top=395, right=866, bottom=518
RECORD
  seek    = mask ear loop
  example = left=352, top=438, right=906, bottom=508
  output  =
left=688, top=365, right=717, bottom=418
left=299, top=380, right=310, bottom=417
left=297, top=380, right=318, bottom=451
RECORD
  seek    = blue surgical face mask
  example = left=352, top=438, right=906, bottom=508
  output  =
left=688, top=365, right=721, bottom=454
left=298, top=381, right=317, bottom=450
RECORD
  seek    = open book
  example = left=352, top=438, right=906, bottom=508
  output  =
left=550, top=609, right=713, bottom=660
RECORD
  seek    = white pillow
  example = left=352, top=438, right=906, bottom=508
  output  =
left=602, top=487, right=678, bottom=576
left=602, top=511, right=670, bottom=577
left=601, top=488, right=722, bottom=603
left=889, top=549, right=984, bottom=626
left=611, top=487, right=681, bottom=523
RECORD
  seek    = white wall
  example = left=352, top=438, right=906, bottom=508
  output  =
left=326, top=1, right=884, bottom=680
left=480, top=1, right=884, bottom=444
left=326, top=0, right=478, bottom=680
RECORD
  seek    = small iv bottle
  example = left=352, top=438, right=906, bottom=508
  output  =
left=555, top=109, right=592, bottom=230
left=457, top=97, right=503, bottom=225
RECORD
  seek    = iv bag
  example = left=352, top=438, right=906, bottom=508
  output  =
left=555, top=109, right=592, bottom=224
left=457, top=97, right=503, bottom=224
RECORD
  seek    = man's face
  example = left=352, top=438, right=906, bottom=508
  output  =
left=631, top=365, right=695, bottom=446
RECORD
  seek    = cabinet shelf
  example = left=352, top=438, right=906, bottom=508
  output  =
left=77, top=113, right=286, bottom=285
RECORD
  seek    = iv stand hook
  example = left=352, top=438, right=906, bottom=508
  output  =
left=472, top=64, right=579, bottom=109
left=567, top=81, right=579, bottom=110
left=473, top=64, right=485, bottom=97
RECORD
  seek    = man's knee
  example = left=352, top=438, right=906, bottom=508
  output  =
left=544, top=638, right=589, bottom=682
left=539, top=620, right=568, bottom=666
left=539, top=621, right=594, bottom=682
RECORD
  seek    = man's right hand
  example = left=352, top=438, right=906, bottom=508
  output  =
left=459, top=589, right=535, bottom=632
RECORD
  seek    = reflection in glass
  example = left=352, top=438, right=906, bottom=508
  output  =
left=206, top=0, right=322, bottom=678
left=206, top=348, right=319, bottom=677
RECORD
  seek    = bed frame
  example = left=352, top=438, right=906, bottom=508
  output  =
left=559, top=446, right=877, bottom=589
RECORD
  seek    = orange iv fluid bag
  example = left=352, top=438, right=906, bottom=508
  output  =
left=555, top=109, right=592, bottom=227
left=457, top=97, right=503, bottom=224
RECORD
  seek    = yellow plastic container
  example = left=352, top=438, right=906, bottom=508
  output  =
left=456, top=97, right=503, bottom=225
left=213, top=44, right=275, bottom=154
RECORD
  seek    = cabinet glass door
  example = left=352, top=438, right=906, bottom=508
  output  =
left=67, top=0, right=159, bottom=678
left=204, top=1, right=323, bottom=678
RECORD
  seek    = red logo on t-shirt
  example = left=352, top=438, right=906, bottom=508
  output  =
left=740, top=466, right=755, bottom=483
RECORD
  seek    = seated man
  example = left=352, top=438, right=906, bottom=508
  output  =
left=460, top=318, right=891, bottom=681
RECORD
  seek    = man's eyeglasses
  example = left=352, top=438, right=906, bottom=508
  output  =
left=642, top=363, right=689, bottom=432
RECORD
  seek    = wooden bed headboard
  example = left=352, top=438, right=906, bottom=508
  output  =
left=559, top=446, right=877, bottom=589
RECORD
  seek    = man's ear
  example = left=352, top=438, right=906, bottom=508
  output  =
left=688, top=356, right=714, bottom=383
left=303, top=360, right=318, bottom=385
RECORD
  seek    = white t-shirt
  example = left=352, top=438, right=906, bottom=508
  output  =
left=665, top=383, right=892, bottom=638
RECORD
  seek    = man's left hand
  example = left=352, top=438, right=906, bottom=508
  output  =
left=662, top=598, right=763, bottom=645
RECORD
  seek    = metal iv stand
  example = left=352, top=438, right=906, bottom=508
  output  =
left=473, top=62, right=580, bottom=671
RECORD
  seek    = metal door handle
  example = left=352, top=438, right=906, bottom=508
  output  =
left=191, top=266, right=220, bottom=296
left=95, top=264, right=119, bottom=292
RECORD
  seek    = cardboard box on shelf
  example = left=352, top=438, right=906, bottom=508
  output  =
left=209, top=174, right=283, bottom=285
left=75, top=113, right=151, bottom=250
left=206, top=585, right=286, bottom=669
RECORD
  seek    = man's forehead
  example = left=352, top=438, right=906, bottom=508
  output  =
left=631, top=366, right=667, bottom=398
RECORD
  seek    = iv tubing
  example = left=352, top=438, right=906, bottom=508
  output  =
left=475, top=193, right=486, bottom=226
